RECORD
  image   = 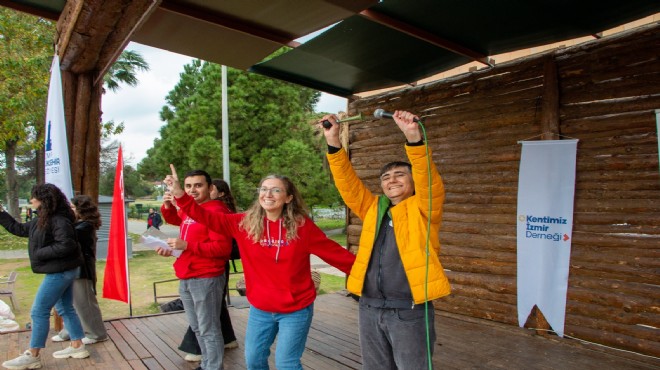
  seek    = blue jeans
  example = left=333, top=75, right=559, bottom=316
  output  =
left=30, top=267, right=84, bottom=349
left=358, top=302, right=436, bottom=370
left=179, top=275, right=225, bottom=370
left=244, top=304, right=314, bottom=370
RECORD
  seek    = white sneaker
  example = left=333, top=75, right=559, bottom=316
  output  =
left=224, top=340, right=238, bottom=349
left=184, top=353, right=202, bottom=362
left=82, top=337, right=108, bottom=345
left=2, top=350, right=42, bottom=369
left=52, top=345, right=90, bottom=359
left=50, top=334, right=68, bottom=342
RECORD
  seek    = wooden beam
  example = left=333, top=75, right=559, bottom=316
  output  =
left=359, top=8, right=491, bottom=66
left=159, top=1, right=301, bottom=48
left=56, top=0, right=85, bottom=61
left=94, top=0, right=162, bottom=86
left=540, top=56, right=560, bottom=140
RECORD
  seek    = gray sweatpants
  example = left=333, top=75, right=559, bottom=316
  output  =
left=358, top=302, right=436, bottom=370
left=58, top=278, right=107, bottom=341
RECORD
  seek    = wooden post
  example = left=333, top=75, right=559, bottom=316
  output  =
left=53, top=311, right=63, bottom=332
left=540, top=56, right=560, bottom=140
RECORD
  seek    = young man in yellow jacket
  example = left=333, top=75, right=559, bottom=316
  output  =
left=320, top=110, right=450, bottom=370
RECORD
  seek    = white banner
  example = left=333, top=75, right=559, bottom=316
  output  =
left=655, top=109, right=660, bottom=172
left=517, top=139, right=578, bottom=337
left=44, top=55, right=74, bottom=199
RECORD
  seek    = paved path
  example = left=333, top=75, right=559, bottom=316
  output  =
left=1, top=220, right=346, bottom=277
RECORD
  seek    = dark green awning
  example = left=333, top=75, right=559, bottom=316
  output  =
left=251, top=0, right=660, bottom=96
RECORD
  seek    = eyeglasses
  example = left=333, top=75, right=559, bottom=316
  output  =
left=257, top=187, right=283, bottom=195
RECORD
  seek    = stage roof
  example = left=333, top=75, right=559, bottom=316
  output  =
left=2, top=0, right=659, bottom=96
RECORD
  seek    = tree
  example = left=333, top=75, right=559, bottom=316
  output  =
left=103, top=49, right=150, bottom=93
left=0, top=8, right=52, bottom=218
left=138, top=58, right=340, bottom=208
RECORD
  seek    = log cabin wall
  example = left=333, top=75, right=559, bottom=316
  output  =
left=345, top=23, right=659, bottom=356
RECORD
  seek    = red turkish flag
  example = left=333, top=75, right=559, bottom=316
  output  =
left=102, top=145, right=130, bottom=303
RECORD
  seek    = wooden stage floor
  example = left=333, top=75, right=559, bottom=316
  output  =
left=1, top=292, right=658, bottom=369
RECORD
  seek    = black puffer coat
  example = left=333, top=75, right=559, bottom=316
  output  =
left=75, top=220, right=98, bottom=284
left=0, top=210, right=83, bottom=274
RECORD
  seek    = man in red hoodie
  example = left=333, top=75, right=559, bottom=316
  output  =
left=158, top=169, right=231, bottom=370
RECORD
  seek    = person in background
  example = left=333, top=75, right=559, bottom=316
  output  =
left=178, top=179, right=239, bottom=363
left=51, top=194, right=109, bottom=345
left=163, top=166, right=356, bottom=370
left=319, top=110, right=450, bottom=370
left=158, top=170, right=232, bottom=370
left=147, top=207, right=163, bottom=230
left=0, top=184, right=90, bottom=370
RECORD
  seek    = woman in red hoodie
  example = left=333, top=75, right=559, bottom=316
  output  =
left=164, top=165, right=355, bottom=370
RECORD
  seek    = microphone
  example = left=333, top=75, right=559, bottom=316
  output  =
left=373, top=109, right=419, bottom=122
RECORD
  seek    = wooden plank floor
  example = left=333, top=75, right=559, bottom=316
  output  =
left=1, top=292, right=659, bottom=369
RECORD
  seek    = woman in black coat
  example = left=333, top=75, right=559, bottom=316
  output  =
left=0, top=184, right=90, bottom=369
left=51, top=195, right=109, bottom=345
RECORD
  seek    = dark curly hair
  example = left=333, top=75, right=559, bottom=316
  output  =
left=212, top=179, right=237, bottom=213
left=31, top=184, right=75, bottom=228
left=71, top=194, right=102, bottom=230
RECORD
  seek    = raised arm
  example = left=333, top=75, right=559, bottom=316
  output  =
left=163, top=164, right=232, bottom=237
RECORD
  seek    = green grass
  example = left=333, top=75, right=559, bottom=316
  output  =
left=0, top=251, right=347, bottom=329
left=314, top=218, right=345, bottom=230
left=0, top=228, right=27, bottom=251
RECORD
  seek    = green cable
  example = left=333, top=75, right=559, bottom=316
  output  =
left=417, top=120, right=433, bottom=370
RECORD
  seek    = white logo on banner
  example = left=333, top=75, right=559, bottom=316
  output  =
left=44, top=55, right=74, bottom=199
left=517, top=139, right=578, bottom=338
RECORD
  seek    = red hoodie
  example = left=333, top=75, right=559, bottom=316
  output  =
left=161, top=200, right=232, bottom=279
left=176, top=193, right=356, bottom=313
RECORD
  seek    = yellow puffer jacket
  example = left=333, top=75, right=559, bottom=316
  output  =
left=327, top=144, right=451, bottom=304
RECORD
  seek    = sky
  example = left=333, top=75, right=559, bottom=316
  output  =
left=102, top=42, right=348, bottom=166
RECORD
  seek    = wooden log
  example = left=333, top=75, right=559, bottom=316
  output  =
left=61, top=70, right=77, bottom=153
left=440, top=221, right=516, bottom=236
left=560, top=94, right=660, bottom=121
left=571, top=245, right=659, bottom=263
left=59, top=0, right=106, bottom=71
left=568, top=266, right=657, bottom=285
left=565, top=313, right=660, bottom=352
left=541, top=57, right=559, bottom=139
left=444, top=193, right=517, bottom=204
left=94, top=0, right=160, bottom=82
left=573, top=211, right=659, bottom=225
left=573, top=221, right=660, bottom=235
left=561, top=111, right=653, bottom=134
left=434, top=295, right=517, bottom=325
left=82, top=79, right=102, bottom=200
left=566, top=301, right=659, bottom=327
left=445, top=271, right=516, bottom=295
left=565, top=324, right=660, bottom=358
left=441, top=212, right=516, bottom=225
left=574, top=200, right=660, bottom=214
left=573, top=128, right=658, bottom=150
left=443, top=244, right=515, bottom=260
left=569, top=275, right=660, bottom=300
left=571, top=231, right=660, bottom=249
left=567, top=287, right=658, bottom=315
left=440, top=232, right=515, bottom=250
left=71, top=73, right=92, bottom=193
left=441, top=203, right=516, bottom=215
left=575, top=170, right=659, bottom=182
left=575, top=180, right=660, bottom=192
left=448, top=283, right=517, bottom=305
left=441, top=256, right=516, bottom=275
left=574, top=189, right=660, bottom=201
